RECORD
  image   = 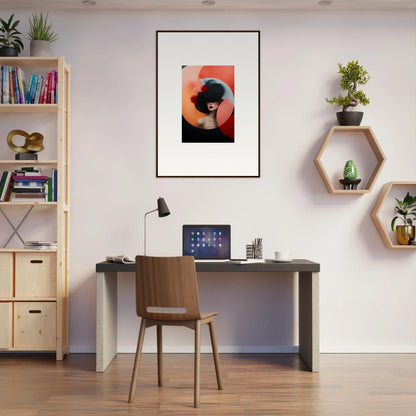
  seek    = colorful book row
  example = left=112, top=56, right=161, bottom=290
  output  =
left=0, top=66, right=58, bottom=104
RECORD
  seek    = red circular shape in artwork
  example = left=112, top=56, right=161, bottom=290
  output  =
left=199, top=66, right=234, bottom=94
left=219, top=114, right=234, bottom=139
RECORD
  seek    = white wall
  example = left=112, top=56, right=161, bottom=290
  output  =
left=2, top=9, right=416, bottom=353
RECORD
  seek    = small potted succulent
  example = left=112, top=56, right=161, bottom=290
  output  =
left=391, top=192, right=416, bottom=245
left=326, top=60, right=370, bottom=126
left=27, top=12, right=58, bottom=57
left=0, top=14, right=24, bottom=56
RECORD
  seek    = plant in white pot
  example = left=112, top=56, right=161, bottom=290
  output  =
left=27, top=12, right=58, bottom=57
left=326, top=60, right=370, bottom=126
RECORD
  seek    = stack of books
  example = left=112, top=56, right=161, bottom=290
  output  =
left=0, top=167, right=58, bottom=202
left=24, top=241, right=57, bottom=250
left=0, top=65, right=58, bottom=104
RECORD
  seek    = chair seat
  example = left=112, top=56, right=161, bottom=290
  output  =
left=200, top=312, right=217, bottom=320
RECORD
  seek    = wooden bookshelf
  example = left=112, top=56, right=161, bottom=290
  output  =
left=0, top=56, right=70, bottom=359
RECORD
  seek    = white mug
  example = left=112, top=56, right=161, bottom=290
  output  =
left=274, top=250, right=292, bottom=261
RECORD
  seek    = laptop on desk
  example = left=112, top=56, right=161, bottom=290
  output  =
left=182, top=224, right=263, bottom=263
left=182, top=224, right=231, bottom=261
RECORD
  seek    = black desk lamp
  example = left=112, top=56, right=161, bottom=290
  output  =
left=144, top=197, right=170, bottom=255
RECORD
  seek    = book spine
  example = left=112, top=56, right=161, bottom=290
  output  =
left=0, top=171, right=7, bottom=195
left=0, top=65, right=2, bottom=103
left=2, top=66, right=9, bottom=103
left=42, top=75, right=49, bottom=104
left=34, top=75, right=43, bottom=104
left=53, top=169, right=57, bottom=202
left=54, top=70, right=58, bottom=104
left=13, top=175, right=48, bottom=181
left=47, top=177, right=52, bottom=202
left=0, top=172, right=12, bottom=202
left=12, top=67, right=20, bottom=104
left=38, top=75, right=46, bottom=104
left=8, top=67, right=14, bottom=104
left=30, top=75, right=40, bottom=104
left=25, top=74, right=35, bottom=104
left=15, top=181, right=45, bottom=186
left=48, top=72, right=55, bottom=104
left=16, top=67, right=25, bottom=103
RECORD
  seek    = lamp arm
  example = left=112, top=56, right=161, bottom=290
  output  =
left=144, top=208, right=158, bottom=256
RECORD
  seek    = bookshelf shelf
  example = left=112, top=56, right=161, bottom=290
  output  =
left=0, top=104, right=58, bottom=113
left=0, top=160, right=58, bottom=166
left=0, top=56, right=70, bottom=359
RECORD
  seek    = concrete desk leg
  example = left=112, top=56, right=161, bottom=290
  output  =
left=298, top=271, right=319, bottom=372
left=96, top=271, right=118, bottom=372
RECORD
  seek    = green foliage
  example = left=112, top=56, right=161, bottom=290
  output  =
left=0, top=14, right=24, bottom=53
left=27, top=12, right=58, bottom=42
left=391, top=192, right=416, bottom=231
left=326, top=60, right=370, bottom=111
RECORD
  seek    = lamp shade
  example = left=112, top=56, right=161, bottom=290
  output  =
left=157, top=197, right=170, bottom=217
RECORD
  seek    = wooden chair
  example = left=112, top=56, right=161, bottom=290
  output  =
left=128, top=255, right=223, bottom=408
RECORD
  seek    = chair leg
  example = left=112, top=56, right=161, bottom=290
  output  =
left=128, top=318, right=146, bottom=403
left=208, top=320, right=223, bottom=390
left=157, top=324, right=163, bottom=386
left=194, top=320, right=201, bottom=408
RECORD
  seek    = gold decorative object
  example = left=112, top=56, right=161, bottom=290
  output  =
left=396, top=225, right=415, bottom=245
left=7, top=129, right=44, bottom=154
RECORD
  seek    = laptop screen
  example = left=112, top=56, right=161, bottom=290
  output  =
left=182, top=225, right=231, bottom=259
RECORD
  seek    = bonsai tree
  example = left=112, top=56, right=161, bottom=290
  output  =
left=0, top=14, right=24, bottom=53
left=391, top=192, right=416, bottom=231
left=326, top=60, right=370, bottom=111
left=27, top=12, right=59, bottom=43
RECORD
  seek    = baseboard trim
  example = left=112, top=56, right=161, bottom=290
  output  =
left=117, top=345, right=299, bottom=354
left=69, top=345, right=416, bottom=354
left=321, top=345, right=416, bottom=353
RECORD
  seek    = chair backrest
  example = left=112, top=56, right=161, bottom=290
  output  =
left=135, top=255, right=202, bottom=321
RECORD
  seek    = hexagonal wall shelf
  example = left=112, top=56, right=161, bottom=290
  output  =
left=314, top=126, right=386, bottom=194
left=370, top=181, right=416, bottom=250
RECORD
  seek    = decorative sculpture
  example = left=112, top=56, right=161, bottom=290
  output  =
left=7, top=129, right=44, bottom=160
left=339, top=160, right=361, bottom=190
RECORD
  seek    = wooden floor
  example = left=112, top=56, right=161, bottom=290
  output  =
left=0, top=353, right=415, bottom=416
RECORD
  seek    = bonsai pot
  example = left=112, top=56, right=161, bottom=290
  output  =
left=0, top=46, right=18, bottom=56
left=396, top=225, right=415, bottom=245
left=336, top=111, right=363, bottom=126
left=30, top=40, right=51, bottom=57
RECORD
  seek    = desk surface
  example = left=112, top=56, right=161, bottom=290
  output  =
left=96, top=259, right=320, bottom=273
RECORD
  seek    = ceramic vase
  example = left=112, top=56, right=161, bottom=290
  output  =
left=396, top=225, right=415, bottom=245
left=30, top=40, right=51, bottom=57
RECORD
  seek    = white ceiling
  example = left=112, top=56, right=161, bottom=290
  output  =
left=2, top=0, right=416, bottom=11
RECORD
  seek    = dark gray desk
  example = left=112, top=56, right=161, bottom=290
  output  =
left=96, top=259, right=320, bottom=373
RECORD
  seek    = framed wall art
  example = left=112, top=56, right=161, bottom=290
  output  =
left=156, top=30, right=260, bottom=177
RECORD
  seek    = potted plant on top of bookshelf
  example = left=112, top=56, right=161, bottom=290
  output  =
left=391, top=192, right=416, bottom=245
left=0, top=14, right=24, bottom=56
left=326, top=60, right=370, bottom=126
left=27, top=12, right=59, bottom=57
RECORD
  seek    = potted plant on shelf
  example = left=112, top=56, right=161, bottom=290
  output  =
left=0, top=14, right=24, bottom=56
left=27, top=12, right=58, bottom=57
left=391, top=192, right=416, bottom=245
left=326, top=60, right=370, bottom=126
